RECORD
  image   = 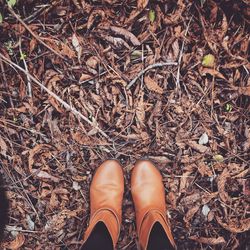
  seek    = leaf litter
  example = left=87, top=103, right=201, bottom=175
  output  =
left=0, top=0, right=249, bottom=249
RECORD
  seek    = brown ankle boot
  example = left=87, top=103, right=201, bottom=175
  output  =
left=131, top=160, right=176, bottom=250
left=81, top=160, right=124, bottom=250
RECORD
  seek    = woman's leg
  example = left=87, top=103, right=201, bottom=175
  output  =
left=147, top=222, right=175, bottom=250
left=81, top=222, right=113, bottom=250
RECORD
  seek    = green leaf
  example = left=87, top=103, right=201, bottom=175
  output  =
left=213, top=154, right=224, bottom=162
left=202, top=54, right=215, bottom=68
left=131, top=50, right=142, bottom=60
left=20, top=52, right=26, bottom=60
left=225, top=103, right=232, bottom=112
left=149, top=10, right=156, bottom=23
left=0, top=13, right=3, bottom=24
left=7, top=0, right=16, bottom=7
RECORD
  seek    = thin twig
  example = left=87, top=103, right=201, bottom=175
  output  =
left=0, top=59, right=14, bottom=108
left=0, top=53, right=110, bottom=139
left=126, top=61, right=178, bottom=90
left=8, top=6, right=65, bottom=60
left=176, top=17, right=193, bottom=92
left=19, top=37, right=32, bottom=97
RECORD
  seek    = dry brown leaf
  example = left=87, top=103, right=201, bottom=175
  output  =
left=36, top=170, right=60, bottom=182
left=45, top=209, right=78, bottom=232
left=200, top=67, right=227, bottom=80
left=42, top=38, right=75, bottom=59
left=28, top=144, right=53, bottom=172
left=0, top=136, right=7, bottom=157
left=189, top=236, right=226, bottom=245
left=187, top=141, right=208, bottom=153
left=238, top=86, right=250, bottom=96
left=29, top=38, right=37, bottom=54
left=60, top=42, right=76, bottom=59
left=148, top=156, right=171, bottom=164
left=181, top=192, right=218, bottom=207
left=163, top=0, right=185, bottom=25
left=72, top=33, right=82, bottom=60
left=217, top=168, right=232, bottom=203
left=181, top=154, right=203, bottom=164
left=216, top=217, right=250, bottom=233
left=87, top=10, right=105, bottom=30
left=110, top=26, right=140, bottom=46
left=136, top=91, right=145, bottom=127
left=45, top=72, right=65, bottom=113
left=104, top=36, right=130, bottom=49
left=137, top=0, right=148, bottom=9
left=184, top=205, right=200, bottom=224
left=80, top=73, right=92, bottom=82
left=181, top=192, right=218, bottom=223
left=86, top=56, right=99, bottom=69
left=126, top=0, right=149, bottom=23
left=144, top=76, right=164, bottom=94
left=197, top=162, right=213, bottom=177
left=2, top=233, right=25, bottom=249
left=243, top=127, right=250, bottom=151
left=179, top=165, right=194, bottom=192
left=28, top=144, right=59, bottom=182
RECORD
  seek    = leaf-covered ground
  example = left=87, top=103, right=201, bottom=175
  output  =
left=0, top=0, right=249, bottom=249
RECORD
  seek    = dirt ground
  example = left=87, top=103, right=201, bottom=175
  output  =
left=0, top=0, right=249, bottom=249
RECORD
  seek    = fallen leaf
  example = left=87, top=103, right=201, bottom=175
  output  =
left=202, top=204, right=210, bottom=217
left=45, top=209, right=77, bottom=232
left=105, top=36, right=130, bottom=49
left=149, top=9, right=156, bottom=22
left=35, top=170, right=60, bottom=182
left=26, top=215, right=35, bottom=231
left=217, top=168, right=231, bottom=203
left=237, top=86, right=250, bottom=96
left=2, top=233, right=25, bottom=249
left=72, top=33, right=82, bottom=60
left=80, top=73, right=92, bottom=82
left=202, top=54, right=215, bottom=68
left=86, top=56, right=99, bottom=69
left=184, top=205, right=200, bottom=224
left=7, top=0, right=16, bottom=7
left=197, top=162, right=213, bottom=177
left=216, top=217, right=250, bottom=233
left=213, top=154, right=224, bottom=162
left=148, top=156, right=171, bottom=164
left=87, top=9, right=105, bottom=30
left=136, top=91, right=145, bottom=127
left=137, top=0, right=148, bottom=9
left=243, top=127, right=250, bottom=151
left=200, top=67, right=227, bottom=80
left=187, top=141, right=208, bottom=153
left=189, top=236, right=226, bottom=245
left=0, top=136, right=7, bottom=157
left=144, top=76, right=163, bottom=94
left=199, top=132, right=209, bottom=145
left=179, top=165, right=194, bottom=192
left=110, top=26, right=140, bottom=46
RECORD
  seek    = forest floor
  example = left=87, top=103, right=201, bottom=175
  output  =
left=0, top=0, right=249, bottom=249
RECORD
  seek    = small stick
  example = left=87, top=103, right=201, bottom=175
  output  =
left=0, top=59, right=14, bottom=108
left=19, top=37, right=32, bottom=97
left=0, top=53, right=110, bottom=139
left=126, top=61, right=178, bottom=90
left=8, top=6, right=65, bottom=60
left=176, top=17, right=193, bottom=91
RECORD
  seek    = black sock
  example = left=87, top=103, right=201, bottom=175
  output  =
left=81, top=222, right=113, bottom=250
left=147, top=222, right=174, bottom=250
left=0, top=175, right=9, bottom=241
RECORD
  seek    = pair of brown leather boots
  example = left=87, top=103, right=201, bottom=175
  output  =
left=81, top=160, right=176, bottom=250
